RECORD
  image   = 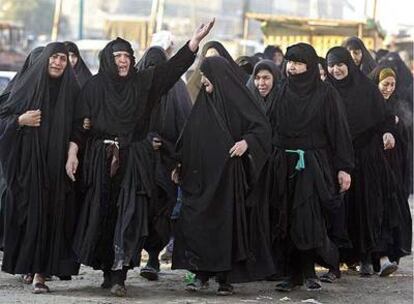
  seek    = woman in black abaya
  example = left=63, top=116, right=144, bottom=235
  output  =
left=172, top=56, right=273, bottom=295
left=269, top=43, right=354, bottom=292
left=369, top=67, right=411, bottom=199
left=64, top=41, right=92, bottom=87
left=343, top=36, right=377, bottom=76
left=326, top=47, right=411, bottom=278
left=135, top=46, right=193, bottom=280
left=67, top=21, right=214, bottom=297
left=0, top=43, right=80, bottom=293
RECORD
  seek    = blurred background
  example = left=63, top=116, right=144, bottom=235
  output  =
left=0, top=0, right=413, bottom=77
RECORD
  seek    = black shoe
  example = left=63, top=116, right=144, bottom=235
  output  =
left=359, top=262, right=374, bottom=277
left=140, top=265, right=159, bottom=281
left=275, top=280, right=300, bottom=292
left=217, top=283, right=234, bottom=296
left=101, top=272, right=112, bottom=289
left=305, top=278, right=322, bottom=291
left=58, top=276, right=72, bottom=281
left=319, top=271, right=337, bottom=283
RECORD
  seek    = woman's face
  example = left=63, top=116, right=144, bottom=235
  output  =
left=254, top=69, right=274, bottom=97
left=328, top=63, right=349, bottom=80
left=205, top=47, right=220, bottom=58
left=287, top=61, right=307, bottom=75
left=200, top=73, right=214, bottom=93
left=69, top=52, right=79, bottom=68
left=378, top=76, right=396, bottom=100
left=348, top=48, right=363, bottom=66
left=318, top=63, right=327, bottom=81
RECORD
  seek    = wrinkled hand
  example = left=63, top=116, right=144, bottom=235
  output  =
left=338, top=170, right=351, bottom=193
left=66, top=154, right=78, bottom=182
left=152, top=137, right=162, bottom=151
left=83, top=118, right=92, bottom=130
left=66, top=142, right=79, bottom=182
left=189, top=18, right=215, bottom=52
left=383, top=132, right=395, bottom=150
left=171, top=164, right=181, bottom=184
left=229, top=140, right=248, bottom=158
left=18, top=110, right=41, bottom=127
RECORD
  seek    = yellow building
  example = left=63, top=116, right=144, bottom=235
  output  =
left=244, top=13, right=385, bottom=56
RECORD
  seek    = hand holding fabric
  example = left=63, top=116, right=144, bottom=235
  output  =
left=189, top=18, right=215, bottom=52
left=383, top=132, right=395, bottom=150
left=338, top=170, right=351, bottom=193
left=229, top=140, right=248, bottom=158
left=18, top=109, right=41, bottom=127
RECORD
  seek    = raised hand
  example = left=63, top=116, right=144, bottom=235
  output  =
left=189, top=18, right=215, bottom=52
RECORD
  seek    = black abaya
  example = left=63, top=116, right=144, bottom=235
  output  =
left=326, top=47, right=412, bottom=262
left=269, top=43, right=354, bottom=279
left=71, top=38, right=197, bottom=271
left=172, top=56, right=274, bottom=283
left=0, top=43, right=80, bottom=276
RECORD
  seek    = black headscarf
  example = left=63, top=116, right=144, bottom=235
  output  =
left=246, top=59, right=281, bottom=115
left=186, top=41, right=248, bottom=102
left=236, top=55, right=260, bottom=75
left=272, top=43, right=326, bottom=138
left=263, top=45, right=283, bottom=61
left=376, top=49, right=389, bottom=63
left=64, top=41, right=92, bottom=87
left=326, top=46, right=385, bottom=138
left=284, top=42, right=320, bottom=96
left=343, top=36, right=377, bottom=75
left=75, top=37, right=154, bottom=137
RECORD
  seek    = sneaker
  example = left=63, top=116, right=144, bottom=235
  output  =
left=360, top=262, right=374, bottom=277
left=275, top=280, right=300, bottom=292
left=217, top=283, right=234, bottom=296
left=304, top=278, right=322, bottom=291
left=379, top=261, right=398, bottom=277
left=110, top=284, right=127, bottom=297
left=185, top=278, right=209, bottom=292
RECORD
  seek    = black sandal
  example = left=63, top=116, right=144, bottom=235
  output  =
left=32, top=282, right=50, bottom=294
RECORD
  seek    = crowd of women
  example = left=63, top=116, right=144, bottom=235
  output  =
left=0, top=18, right=412, bottom=297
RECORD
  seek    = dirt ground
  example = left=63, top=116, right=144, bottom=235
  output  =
left=0, top=200, right=412, bottom=304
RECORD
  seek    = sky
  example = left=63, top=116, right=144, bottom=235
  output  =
left=350, top=0, right=414, bottom=34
